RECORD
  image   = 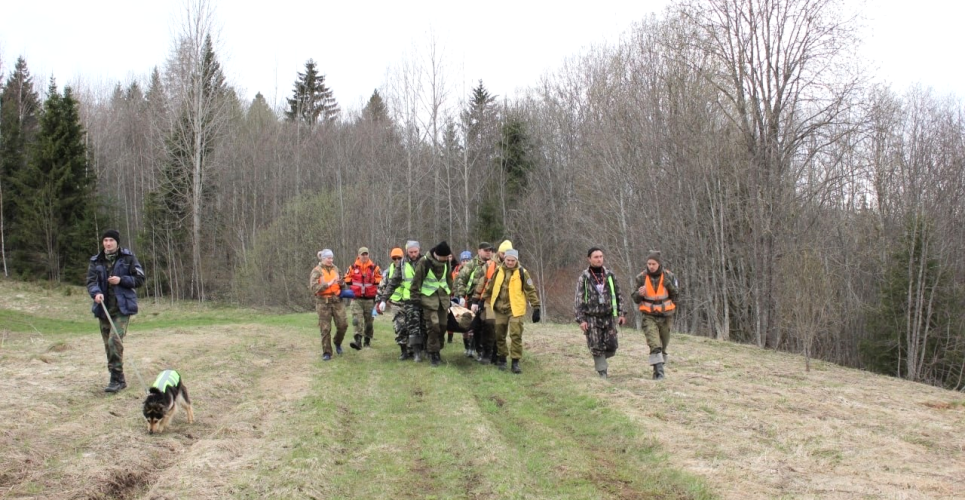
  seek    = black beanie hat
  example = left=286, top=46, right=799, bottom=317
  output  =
left=102, top=229, right=121, bottom=244
left=433, top=241, right=452, bottom=258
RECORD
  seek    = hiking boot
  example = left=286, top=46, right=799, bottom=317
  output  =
left=335, top=344, right=344, bottom=355
left=104, top=371, right=126, bottom=393
left=511, top=359, right=521, bottom=374
left=414, top=350, right=424, bottom=363
left=497, top=356, right=507, bottom=371
left=430, top=352, right=441, bottom=367
left=653, top=363, right=665, bottom=380
left=399, top=345, right=410, bottom=360
left=322, top=353, right=332, bottom=361
left=447, top=333, right=453, bottom=344
left=350, top=334, right=362, bottom=350
left=598, top=370, right=608, bottom=379
left=363, top=337, right=371, bottom=348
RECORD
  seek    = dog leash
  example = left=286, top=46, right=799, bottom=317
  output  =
left=100, top=301, right=150, bottom=393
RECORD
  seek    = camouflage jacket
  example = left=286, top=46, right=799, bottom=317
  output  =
left=454, top=255, right=488, bottom=298
left=574, top=266, right=625, bottom=323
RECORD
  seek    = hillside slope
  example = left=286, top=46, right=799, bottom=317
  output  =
left=0, top=281, right=962, bottom=499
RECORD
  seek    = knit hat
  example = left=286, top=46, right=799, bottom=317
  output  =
left=478, top=241, right=493, bottom=250
left=497, top=240, right=513, bottom=253
left=433, top=241, right=452, bottom=258
left=405, top=240, right=420, bottom=250
left=319, top=249, right=334, bottom=260
left=460, top=250, right=473, bottom=261
left=102, top=229, right=121, bottom=244
left=646, top=250, right=662, bottom=264
left=504, top=249, right=519, bottom=260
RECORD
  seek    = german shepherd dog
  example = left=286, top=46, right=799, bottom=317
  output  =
left=142, top=369, right=195, bottom=434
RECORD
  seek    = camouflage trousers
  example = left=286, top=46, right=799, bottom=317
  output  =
left=584, top=314, right=619, bottom=358
left=641, top=314, right=673, bottom=353
left=404, top=302, right=426, bottom=350
left=493, top=311, right=525, bottom=359
left=391, top=302, right=407, bottom=345
left=352, top=298, right=376, bottom=340
left=98, top=315, right=129, bottom=373
left=316, top=297, right=348, bottom=356
left=423, top=303, right=448, bottom=354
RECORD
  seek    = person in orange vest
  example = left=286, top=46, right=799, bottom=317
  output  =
left=471, top=239, right=512, bottom=364
left=345, top=247, right=382, bottom=350
left=631, top=251, right=679, bottom=380
left=310, top=249, right=350, bottom=361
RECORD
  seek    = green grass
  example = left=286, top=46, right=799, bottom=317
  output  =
left=233, top=321, right=714, bottom=499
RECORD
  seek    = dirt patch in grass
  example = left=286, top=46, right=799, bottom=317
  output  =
left=0, top=321, right=314, bottom=499
left=524, top=324, right=965, bottom=499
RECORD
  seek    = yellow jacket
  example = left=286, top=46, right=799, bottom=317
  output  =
left=484, top=264, right=540, bottom=317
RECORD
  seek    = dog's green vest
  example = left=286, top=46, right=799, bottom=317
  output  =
left=152, top=370, right=180, bottom=391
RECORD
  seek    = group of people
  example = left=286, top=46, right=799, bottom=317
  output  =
left=308, top=238, right=679, bottom=380
left=83, top=227, right=678, bottom=394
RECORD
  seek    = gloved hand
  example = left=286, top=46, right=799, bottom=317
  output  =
left=372, top=307, right=379, bottom=317
left=378, top=301, right=387, bottom=313
left=459, top=297, right=467, bottom=308
left=532, top=308, right=541, bottom=323
left=470, top=302, right=479, bottom=314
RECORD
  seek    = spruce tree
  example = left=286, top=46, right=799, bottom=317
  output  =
left=12, top=80, right=95, bottom=282
left=285, top=59, right=339, bottom=126
left=0, top=57, right=41, bottom=278
left=361, top=89, right=388, bottom=124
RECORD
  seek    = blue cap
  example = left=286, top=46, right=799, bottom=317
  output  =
left=460, top=250, right=472, bottom=261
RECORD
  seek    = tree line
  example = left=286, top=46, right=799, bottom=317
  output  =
left=2, top=0, right=964, bottom=390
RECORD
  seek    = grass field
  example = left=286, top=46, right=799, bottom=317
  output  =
left=1, top=280, right=963, bottom=499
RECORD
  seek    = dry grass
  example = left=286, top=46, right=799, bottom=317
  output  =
left=524, top=324, right=965, bottom=499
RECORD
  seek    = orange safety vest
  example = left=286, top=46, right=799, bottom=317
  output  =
left=638, top=273, right=676, bottom=315
left=478, top=260, right=498, bottom=299
left=315, top=266, right=341, bottom=297
left=347, top=259, right=380, bottom=299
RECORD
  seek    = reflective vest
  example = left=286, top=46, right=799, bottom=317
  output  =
left=638, top=273, right=675, bottom=315
left=477, top=259, right=498, bottom=299
left=389, top=261, right=415, bottom=302
left=348, top=259, right=380, bottom=299
left=152, top=370, right=180, bottom=391
left=420, top=261, right=450, bottom=296
left=584, top=272, right=618, bottom=317
left=315, top=265, right=341, bottom=297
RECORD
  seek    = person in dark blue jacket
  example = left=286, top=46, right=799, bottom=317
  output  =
left=86, top=229, right=145, bottom=393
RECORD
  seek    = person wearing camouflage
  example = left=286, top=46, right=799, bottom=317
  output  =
left=310, top=249, right=350, bottom=361
left=376, top=247, right=409, bottom=359
left=345, top=247, right=382, bottom=350
left=631, top=250, right=679, bottom=380
left=410, top=241, right=455, bottom=367
left=382, top=241, right=426, bottom=361
left=480, top=248, right=541, bottom=374
left=575, top=247, right=627, bottom=379
left=471, top=240, right=512, bottom=364
left=455, top=241, right=494, bottom=360
left=87, top=229, right=146, bottom=393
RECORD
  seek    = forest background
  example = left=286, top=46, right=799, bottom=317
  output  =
left=2, top=0, right=964, bottom=390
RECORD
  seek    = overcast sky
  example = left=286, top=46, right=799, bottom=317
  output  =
left=2, top=0, right=963, bottom=111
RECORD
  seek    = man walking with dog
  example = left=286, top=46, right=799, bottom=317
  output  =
left=87, top=229, right=146, bottom=393
left=631, top=250, right=679, bottom=380
left=311, top=249, right=350, bottom=361
left=345, top=247, right=382, bottom=350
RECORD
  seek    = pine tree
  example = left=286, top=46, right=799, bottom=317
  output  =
left=11, top=79, right=95, bottom=282
left=0, top=57, right=41, bottom=278
left=361, top=89, right=388, bottom=124
left=285, top=59, right=339, bottom=126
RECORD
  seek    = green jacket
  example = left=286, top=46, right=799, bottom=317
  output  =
left=410, top=254, right=454, bottom=309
